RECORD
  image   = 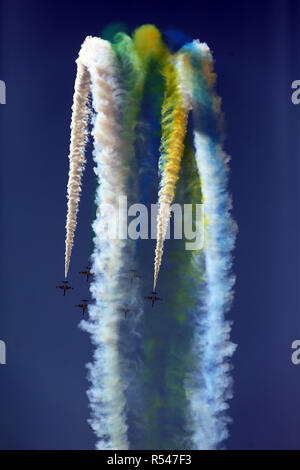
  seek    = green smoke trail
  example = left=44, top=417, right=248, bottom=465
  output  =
left=134, top=136, right=204, bottom=450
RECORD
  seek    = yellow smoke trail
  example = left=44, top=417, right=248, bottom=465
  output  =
left=131, top=25, right=188, bottom=290
left=153, top=58, right=189, bottom=289
left=133, top=24, right=166, bottom=64
left=64, top=52, right=90, bottom=278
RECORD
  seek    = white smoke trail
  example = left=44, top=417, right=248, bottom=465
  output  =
left=65, top=52, right=90, bottom=278
left=180, top=42, right=237, bottom=449
left=187, top=132, right=237, bottom=449
left=78, top=36, right=130, bottom=450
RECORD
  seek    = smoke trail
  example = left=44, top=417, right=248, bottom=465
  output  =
left=189, top=133, right=236, bottom=449
left=64, top=50, right=91, bottom=278
left=153, top=56, right=189, bottom=289
left=64, top=26, right=237, bottom=450
left=78, top=36, right=130, bottom=450
left=180, top=41, right=237, bottom=449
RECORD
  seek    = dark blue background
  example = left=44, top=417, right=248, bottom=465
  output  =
left=0, top=0, right=300, bottom=450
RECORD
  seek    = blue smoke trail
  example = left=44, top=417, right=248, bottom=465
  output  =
left=179, top=40, right=237, bottom=449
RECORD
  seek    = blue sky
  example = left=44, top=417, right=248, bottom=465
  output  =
left=0, top=0, right=300, bottom=449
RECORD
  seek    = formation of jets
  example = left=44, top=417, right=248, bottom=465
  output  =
left=144, top=291, right=163, bottom=308
left=56, top=281, right=74, bottom=296
left=75, top=299, right=89, bottom=316
left=80, top=266, right=93, bottom=282
left=129, top=269, right=141, bottom=284
left=120, top=305, right=134, bottom=319
left=56, top=266, right=163, bottom=317
left=56, top=266, right=92, bottom=316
